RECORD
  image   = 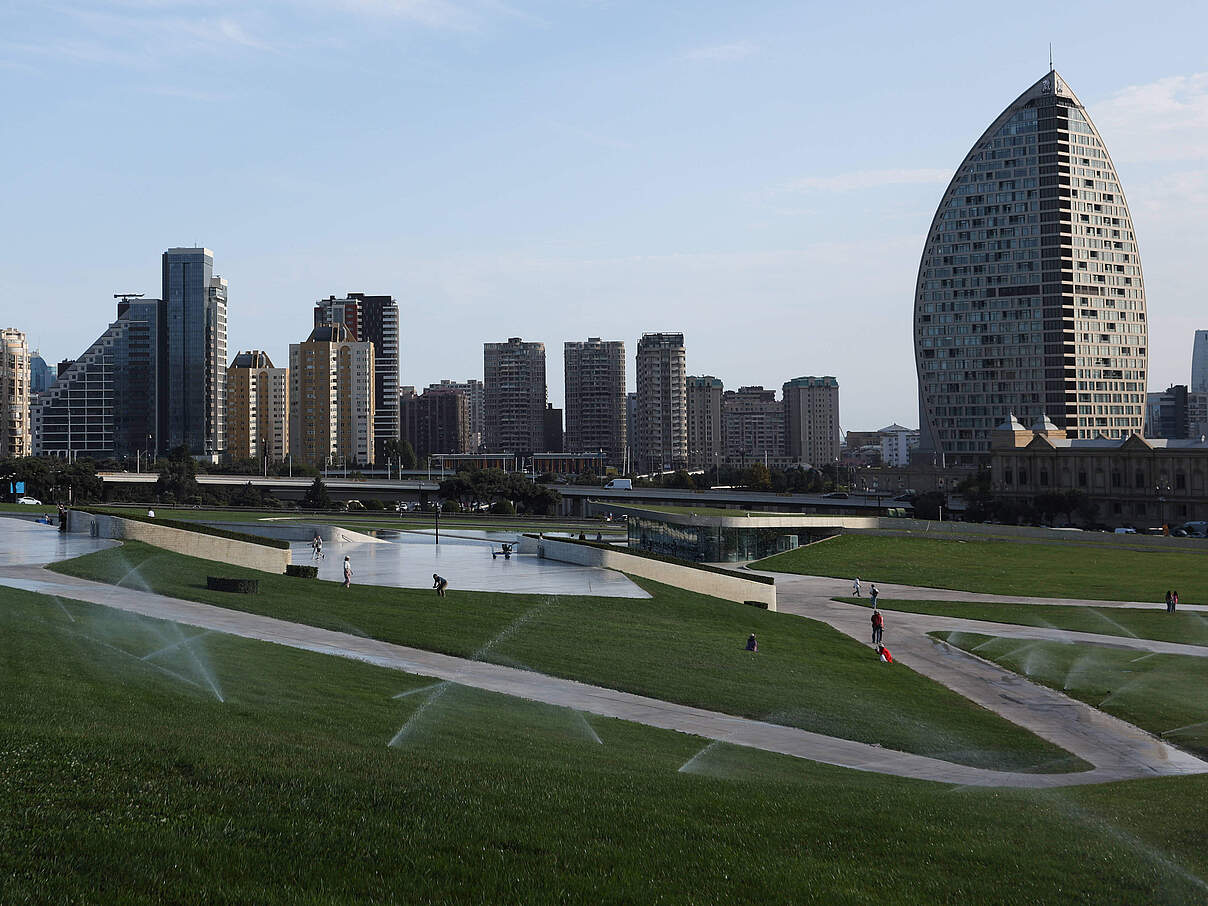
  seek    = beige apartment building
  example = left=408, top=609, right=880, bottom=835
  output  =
left=686, top=375, right=724, bottom=470
left=289, top=324, right=375, bottom=468
left=0, top=328, right=31, bottom=458
left=635, top=333, right=687, bottom=472
left=783, top=376, right=840, bottom=467
left=226, top=351, right=289, bottom=463
left=564, top=338, right=626, bottom=465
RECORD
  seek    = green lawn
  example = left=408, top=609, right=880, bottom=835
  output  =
left=51, top=541, right=1083, bottom=773
left=837, top=597, right=1208, bottom=647
left=756, top=533, right=1207, bottom=603
left=3, top=584, right=1207, bottom=904
left=935, top=631, right=1208, bottom=759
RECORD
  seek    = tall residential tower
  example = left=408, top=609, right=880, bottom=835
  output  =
left=635, top=332, right=687, bottom=472
left=484, top=338, right=546, bottom=454
left=564, top=338, right=626, bottom=464
left=914, top=70, right=1146, bottom=464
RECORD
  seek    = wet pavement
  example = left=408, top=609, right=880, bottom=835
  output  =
left=292, top=529, right=648, bottom=598
left=0, top=516, right=117, bottom=565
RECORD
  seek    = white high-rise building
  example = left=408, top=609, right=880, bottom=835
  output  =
left=0, top=328, right=31, bottom=458
left=914, top=70, right=1147, bottom=464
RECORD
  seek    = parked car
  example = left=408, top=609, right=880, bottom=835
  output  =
left=17, top=497, right=41, bottom=505
left=604, top=479, right=632, bottom=490
left=1113, top=526, right=1137, bottom=534
left=823, top=491, right=850, bottom=499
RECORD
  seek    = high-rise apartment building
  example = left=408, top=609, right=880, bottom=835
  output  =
left=162, top=248, right=227, bottom=459
left=635, top=333, right=687, bottom=472
left=914, top=70, right=1147, bottom=465
left=315, top=294, right=399, bottom=464
left=686, top=375, right=724, bottom=469
left=564, top=338, right=626, bottom=463
left=0, top=329, right=31, bottom=458
left=226, top=351, right=288, bottom=462
left=28, top=352, right=55, bottom=395
left=1192, top=331, right=1208, bottom=393
left=32, top=298, right=161, bottom=460
left=722, top=386, right=784, bottom=463
left=426, top=380, right=484, bottom=452
left=783, top=376, right=840, bottom=466
left=289, top=324, right=375, bottom=467
left=543, top=404, right=563, bottom=453
left=484, top=338, right=546, bottom=454
left=402, top=388, right=470, bottom=458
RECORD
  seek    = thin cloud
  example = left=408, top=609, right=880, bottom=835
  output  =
left=784, top=168, right=951, bottom=192
left=679, top=40, right=759, bottom=63
left=1093, top=72, right=1208, bottom=163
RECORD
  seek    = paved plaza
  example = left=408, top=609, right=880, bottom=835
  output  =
left=292, top=528, right=648, bottom=598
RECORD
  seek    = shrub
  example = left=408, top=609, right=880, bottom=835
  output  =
left=363, top=498, right=385, bottom=511
left=206, top=576, right=259, bottom=594
left=491, top=499, right=517, bottom=516
left=285, top=564, right=319, bottom=579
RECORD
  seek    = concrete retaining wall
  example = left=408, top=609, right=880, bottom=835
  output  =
left=201, top=522, right=384, bottom=545
left=68, top=511, right=291, bottom=574
left=530, top=536, right=776, bottom=610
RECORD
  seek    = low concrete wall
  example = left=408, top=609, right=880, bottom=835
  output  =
left=201, top=522, right=384, bottom=545
left=68, top=511, right=291, bottom=574
left=532, top=536, right=776, bottom=610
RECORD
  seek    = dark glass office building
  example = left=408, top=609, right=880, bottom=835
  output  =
left=162, top=248, right=227, bottom=459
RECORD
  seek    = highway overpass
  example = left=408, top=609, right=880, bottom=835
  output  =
left=97, top=472, right=911, bottom=516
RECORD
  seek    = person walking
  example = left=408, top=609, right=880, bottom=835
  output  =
left=312, top=533, right=324, bottom=561
left=342, top=556, right=353, bottom=589
left=852, top=577, right=861, bottom=597
left=1166, top=590, right=1174, bottom=614
left=871, top=608, right=884, bottom=646
left=869, top=584, right=879, bottom=608
left=433, top=573, right=448, bottom=597
left=1172, top=590, right=1179, bottom=612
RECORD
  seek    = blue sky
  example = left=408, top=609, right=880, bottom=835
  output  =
left=3, top=0, right=1207, bottom=431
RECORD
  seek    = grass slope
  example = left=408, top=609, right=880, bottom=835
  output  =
left=838, top=597, right=1208, bottom=647
left=756, top=534, right=1207, bottom=602
left=50, top=541, right=1082, bottom=773
left=935, top=631, right=1208, bottom=758
left=3, top=585, right=1207, bottom=904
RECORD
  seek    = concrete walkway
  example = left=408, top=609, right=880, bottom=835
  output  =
left=747, top=571, right=1208, bottom=612
left=2, top=562, right=1205, bottom=789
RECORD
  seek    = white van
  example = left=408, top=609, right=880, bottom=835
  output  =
left=604, top=479, right=632, bottom=490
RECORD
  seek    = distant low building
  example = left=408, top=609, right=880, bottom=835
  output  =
left=991, top=413, right=1208, bottom=526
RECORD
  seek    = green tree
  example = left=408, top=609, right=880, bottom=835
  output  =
left=745, top=463, right=772, bottom=491
left=302, top=476, right=331, bottom=509
left=400, top=440, right=418, bottom=470
left=155, top=446, right=200, bottom=503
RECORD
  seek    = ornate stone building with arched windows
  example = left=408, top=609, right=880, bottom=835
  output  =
left=990, top=415, right=1208, bottom=527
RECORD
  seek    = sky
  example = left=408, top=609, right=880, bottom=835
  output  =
left=3, top=0, right=1207, bottom=432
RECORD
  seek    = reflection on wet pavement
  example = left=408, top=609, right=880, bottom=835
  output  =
left=293, top=530, right=648, bottom=598
left=0, top=517, right=117, bottom=565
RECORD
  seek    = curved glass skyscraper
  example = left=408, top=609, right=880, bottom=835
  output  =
left=914, top=70, right=1147, bottom=464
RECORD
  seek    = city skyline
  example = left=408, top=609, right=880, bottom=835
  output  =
left=4, top=3, right=1208, bottom=429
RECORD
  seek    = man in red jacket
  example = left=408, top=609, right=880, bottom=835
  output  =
left=871, top=608, right=884, bottom=645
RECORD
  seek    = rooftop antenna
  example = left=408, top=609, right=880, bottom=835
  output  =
left=1049, top=43, right=1053, bottom=73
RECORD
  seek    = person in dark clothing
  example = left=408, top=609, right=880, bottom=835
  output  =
left=1166, top=590, right=1174, bottom=614
left=433, top=573, right=448, bottom=597
left=871, top=608, right=884, bottom=645
left=745, top=633, right=758, bottom=652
